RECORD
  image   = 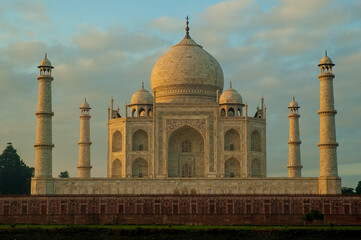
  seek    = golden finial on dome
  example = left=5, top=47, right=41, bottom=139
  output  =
left=185, top=15, right=190, bottom=37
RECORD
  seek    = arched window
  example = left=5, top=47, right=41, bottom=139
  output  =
left=227, top=108, right=235, bottom=117
left=112, top=158, right=122, bottom=178
left=181, top=163, right=192, bottom=177
left=148, top=109, right=153, bottom=117
left=132, top=129, right=148, bottom=151
left=131, top=108, right=136, bottom=117
left=237, top=108, right=241, bottom=117
left=251, top=130, right=261, bottom=152
left=225, top=158, right=240, bottom=177
left=221, top=108, right=226, bottom=117
left=181, top=140, right=192, bottom=152
left=132, top=158, right=148, bottom=177
left=251, top=159, right=261, bottom=177
left=112, top=131, right=122, bottom=152
left=224, top=129, right=240, bottom=151
left=139, top=108, right=146, bottom=117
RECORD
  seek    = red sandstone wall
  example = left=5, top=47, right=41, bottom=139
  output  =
left=0, top=195, right=360, bottom=225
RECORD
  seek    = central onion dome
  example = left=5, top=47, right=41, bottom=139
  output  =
left=151, top=21, right=224, bottom=103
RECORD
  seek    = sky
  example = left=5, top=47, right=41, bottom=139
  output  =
left=1, top=0, right=360, bottom=188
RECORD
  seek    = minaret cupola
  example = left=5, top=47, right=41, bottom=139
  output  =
left=38, top=53, right=54, bottom=76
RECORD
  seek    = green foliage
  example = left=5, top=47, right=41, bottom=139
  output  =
left=341, top=187, right=355, bottom=194
left=355, top=181, right=361, bottom=194
left=0, top=143, right=34, bottom=194
left=58, top=170, right=69, bottom=178
left=302, top=209, right=324, bottom=222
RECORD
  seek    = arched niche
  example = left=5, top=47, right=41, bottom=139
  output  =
left=139, top=108, right=146, bottom=117
left=251, top=158, right=261, bottom=177
left=112, top=158, right=122, bottom=178
left=132, top=129, right=148, bottom=151
left=224, top=157, right=241, bottom=177
left=227, top=108, right=235, bottom=117
left=220, top=108, right=226, bottom=117
left=251, top=130, right=261, bottom=152
left=112, top=131, right=122, bottom=152
left=224, top=129, right=240, bottom=151
left=168, top=125, right=204, bottom=177
left=132, top=158, right=148, bottom=177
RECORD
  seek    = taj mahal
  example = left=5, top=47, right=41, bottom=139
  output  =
left=31, top=20, right=341, bottom=195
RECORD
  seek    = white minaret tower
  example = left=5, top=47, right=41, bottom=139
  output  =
left=77, top=99, right=92, bottom=178
left=32, top=54, right=54, bottom=194
left=317, top=52, right=341, bottom=194
left=287, top=97, right=302, bottom=177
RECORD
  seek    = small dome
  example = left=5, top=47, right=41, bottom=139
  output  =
left=38, top=54, right=53, bottom=68
left=80, top=99, right=90, bottom=109
left=288, top=97, right=299, bottom=108
left=131, top=88, right=153, bottom=105
left=219, top=86, right=243, bottom=104
left=318, top=51, right=334, bottom=66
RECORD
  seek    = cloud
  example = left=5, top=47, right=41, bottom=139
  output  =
left=149, top=17, right=184, bottom=33
left=15, top=1, right=50, bottom=24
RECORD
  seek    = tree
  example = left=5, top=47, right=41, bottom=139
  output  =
left=58, top=170, right=69, bottom=178
left=302, top=209, right=324, bottom=225
left=355, top=181, right=361, bottom=194
left=342, top=187, right=355, bottom=194
left=0, top=143, right=34, bottom=194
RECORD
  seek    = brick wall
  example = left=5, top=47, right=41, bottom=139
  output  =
left=0, top=195, right=360, bottom=225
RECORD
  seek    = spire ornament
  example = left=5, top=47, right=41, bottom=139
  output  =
left=185, top=15, right=190, bottom=38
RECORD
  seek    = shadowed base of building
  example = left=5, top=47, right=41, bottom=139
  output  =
left=1, top=194, right=360, bottom=225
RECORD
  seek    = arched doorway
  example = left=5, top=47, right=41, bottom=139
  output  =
left=132, top=158, right=148, bottom=177
left=224, top=157, right=240, bottom=177
left=112, top=158, right=122, bottom=178
left=132, top=129, right=148, bottom=151
left=224, top=129, right=240, bottom=151
left=168, top=125, right=204, bottom=177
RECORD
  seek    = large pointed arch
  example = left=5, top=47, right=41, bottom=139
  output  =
left=168, top=125, right=204, bottom=177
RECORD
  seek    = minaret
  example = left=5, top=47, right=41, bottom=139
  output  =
left=317, top=52, right=340, bottom=194
left=77, top=99, right=92, bottom=178
left=32, top=54, right=54, bottom=194
left=287, top=97, right=302, bottom=177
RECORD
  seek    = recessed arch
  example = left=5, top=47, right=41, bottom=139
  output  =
left=224, top=157, right=240, bottom=178
left=251, top=130, right=261, bottom=152
left=251, top=158, right=261, bottom=177
left=112, top=131, right=122, bottom=152
left=220, top=108, right=226, bottom=117
left=132, top=129, right=148, bottom=151
left=139, top=108, right=146, bottom=117
left=227, top=107, right=235, bottom=117
left=131, top=108, right=136, bottom=117
left=112, top=158, right=122, bottom=178
left=132, top=158, right=148, bottom=177
left=224, top=129, right=240, bottom=151
left=168, top=125, right=204, bottom=177
left=147, top=109, right=153, bottom=117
